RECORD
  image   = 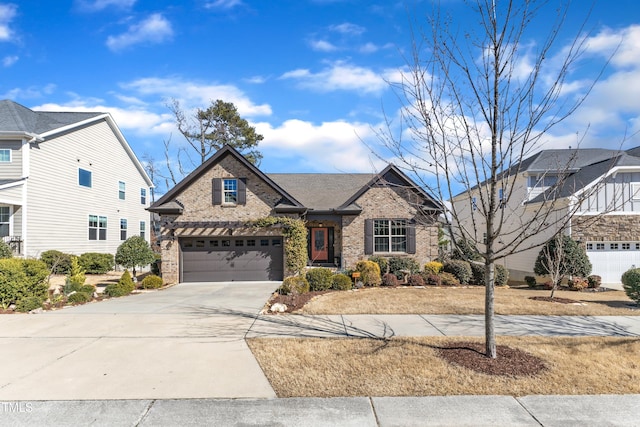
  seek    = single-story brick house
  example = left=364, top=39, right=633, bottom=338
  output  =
left=149, top=145, right=442, bottom=283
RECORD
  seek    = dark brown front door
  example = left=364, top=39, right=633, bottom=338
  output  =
left=311, top=227, right=328, bottom=262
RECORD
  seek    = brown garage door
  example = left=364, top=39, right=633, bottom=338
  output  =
left=181, top=237, right=283, bottom=282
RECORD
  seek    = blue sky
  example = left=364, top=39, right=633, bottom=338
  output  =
left=2, top=1, right=640, bottom=194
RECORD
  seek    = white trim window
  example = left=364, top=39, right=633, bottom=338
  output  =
left=140, top=221, right=146, bottom=239
left=223, top=178, right=238, bottom=204
left=374, top=219, right=407, bottom=253
left=0, top=149, right=10, bottom=162
left=119, top=181, right=126, bottom=200
left=0, top=206, right=10, bottom=237
left=632, top=183, right=640, bottom=201
left=140, top=188, right=147, bottom=205
left=120, top=219, right=127, bottom=240
left=89, top=215, right=107, bottom=240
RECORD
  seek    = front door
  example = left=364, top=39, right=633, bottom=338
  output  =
left=311, top=227, right=328, bottom=262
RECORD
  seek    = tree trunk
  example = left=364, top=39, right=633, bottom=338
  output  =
left=485, top=261, right=497, bottom=358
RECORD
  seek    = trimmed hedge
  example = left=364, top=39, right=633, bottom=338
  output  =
left=67, top=292, right=92, bottom=304
left=439, top=272, right=460, bottom=286
left=381, top=272, right=399, bottom=287
left=0, top=258, right=48, bottom=308
left=279, top=276, right=310, bottom=295
left=306, top=268, right=334, bottom=291
left=140, top=274, right=163, bottom=289
left=331, top=273, right=352, bottom=291
left=407, top=274, right=425, bottom=286
left=40, top=250, right=73, bottom=274
left=79, top=252, right=114, bottom=274
left=0, top=240, right=12, bottom=259
left=443, top=260, right=472, bottom=285
left=104, top=270, right=135, bottom=297
left=368, top=256, right=389, bottom=275
left=421, top=273, right=442, bottom=286
left=424, top=261, right=443, bottom=275
left=355, top=260, right=382, bottom=286
left=622, top=268, right=640, bottom=305
left=388, top=257, right=420, bottom=279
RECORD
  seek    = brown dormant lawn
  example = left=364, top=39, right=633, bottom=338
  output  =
left=295, top=285, right=639, bottom=316
left=247, top=336, right=640, bottom=397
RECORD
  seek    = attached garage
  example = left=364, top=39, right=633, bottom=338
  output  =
left=586, top=241, right=640, bottom=285
left=180, top=236, right=284, bottom=282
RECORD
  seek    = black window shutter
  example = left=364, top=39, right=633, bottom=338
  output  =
left=407, top=222, right=416, bottom=254
left=238, top=178, right=247, bottom=205
left=364, top=219, right=373, bottom=255
left=212, top=178, right=222, bottom=205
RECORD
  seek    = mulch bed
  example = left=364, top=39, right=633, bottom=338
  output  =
left=529, top=296, right=581, bottom=304
left=267, top=291, right=332, bottom=313
left=435, top=341, right=548, bottom=377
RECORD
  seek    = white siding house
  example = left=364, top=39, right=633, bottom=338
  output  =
left=0, top=100, right=153, bottom=258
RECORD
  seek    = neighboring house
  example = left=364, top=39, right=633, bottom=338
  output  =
left=148, top=145, right=442, bottom=284
left=451, top=147, right=640, bottom=285
left=0, top=100, right=153, bottom=258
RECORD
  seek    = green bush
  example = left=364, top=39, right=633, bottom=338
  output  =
left=79, top=253, right=114, bottom=274
left=115, top=236, right=157, bottom=278
left=495, top=264, right=509, bottom=287
left=104, top=270, right=135, bottom=297
left=0, top=240, right=12, bottom=259
left=368, top=256, right=389, bottom=274
left=534, top=235, right=592, bottom=283
left=278, top=276, right=310, bottom=295
left=140, top=274, right=163, bottom=289
left=622, top=268, right=640, bottom=305
left=388, top=257, right=420, bottom=279
left=422, top=273, right=442, bottom=286
left=15, top=296, right=44, bottom=312
left=0, top=258, right=48, bottom=308
left=407, top=274, right=425, bottom=287
left=524, top=276, right=537, bottom=288
left=40, top=250, right=72, bottom=274
left=470, top=262, right=484, bottom=285
left=587, top=275, right=602, bottom=289
left=355, top=260, right=381, bottom=286
left=63, top=257, right=86, bottom=295
left=67, top=292, right=91, bottom=304
left=443, top=260, right=472, bottom=285
left=331, top=274, right=352, bottom=291
left=381, top=272, right=399, bottom=286
left=305, top=268, right=334, bottom=291
left=439, top=272, right=460, bottom=286
left=568, top=277, right=588, bottom=291
left=424, top=261, right=443, bottom=275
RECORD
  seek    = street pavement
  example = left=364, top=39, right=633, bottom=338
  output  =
left=0, top=282, right=639, bottom=426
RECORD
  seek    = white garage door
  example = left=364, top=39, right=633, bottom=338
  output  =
left=586, top=241, right=640, bottom=284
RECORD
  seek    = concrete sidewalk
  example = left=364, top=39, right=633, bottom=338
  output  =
left=3, top=395, right=640, bottom=426
left=247, top=313, right=640, bottom=338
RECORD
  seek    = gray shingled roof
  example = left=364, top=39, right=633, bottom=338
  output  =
left=524, top=148, right=622, bottom=172
left=268, top=173, right=375, bottom=211
left=0, top=100, right=103, bottom=135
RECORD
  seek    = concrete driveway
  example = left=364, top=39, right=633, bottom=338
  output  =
left=0, top=281, right=281, bottom=400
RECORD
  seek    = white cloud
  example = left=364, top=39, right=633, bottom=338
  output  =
left=256, top=119, right=386, bottom=172
left=106, top=13, right=173, bottom=51
left=121, top=76, right=272, bottom=117
left=280, top=61, right=396, bottom=94
left=0, top=3, right=17, bottom=42
left=2, top=55, right=17, bottom=67
left=1, top=84, right=56, bottom=99
left=329, top=22, right=365, bottom=35
left=76, top=0, right=136, bottom=12
left=204, top=0, right=244, bottom=10
left=309, top=39, right=338, bottom=52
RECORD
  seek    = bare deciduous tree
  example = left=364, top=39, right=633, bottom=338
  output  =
left=377, top=0, right=615, bottom=358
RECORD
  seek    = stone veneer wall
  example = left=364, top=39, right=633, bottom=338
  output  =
left=341, top=186, right=439, bottom=269
left=159, top=154, right=287, bottom=284
left=572, top=214, right=640, bottom=242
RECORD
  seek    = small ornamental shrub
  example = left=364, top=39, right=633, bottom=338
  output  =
left=368, top=256, right=389, bottom=274
left=140, top=274, right=163, bottom=290
left=524, top=276, right=537, bottom=288
left=443, top=260, right=472, bottom=285
left=104, top=270, right=135, bottom=297
left=15, top=296, right=44, bottom=312
left=421, top=272, right=442, bottom=286
left=568, top=277, right=588, bottom=291
left=423, top=261, right=443, bottom=275
left=621, top=268, right=640, bottom=305
left=331, top=273, right=352, bottom=291
left=40, top=250, right=73, bottom=274
left=355, top=260, right=382, bottom=286
left=407, top=274, right=425, bottom=287
left=279, top=276, right=310, bottom=295
left=115, top=236, right=156, bottom=278
left=306, top=268, right=334, bottom=291
left=543, top=281, right=555, bottom=290
left=470, top=263, right=484, bottom=285
left=79, top=252, right=114, bottom=274
left=388, top=257, right=420, bottom=279
left=0, top=258, right=48, bottom=308
left=381, top=272, right=400, bottom=287
left=439, top=272, right=460, bottom=286
left=495, top=264, right=509, bottom=287
left=0, top=240, right=12, bottom=259
left=587, top=275, right=602, bottom=289
left=67, top=292, right=91, bottom=304
left=63, top=257, right=86, bottom=295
